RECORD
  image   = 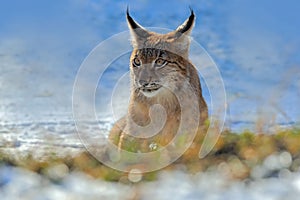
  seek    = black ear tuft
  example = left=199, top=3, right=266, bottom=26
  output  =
left=126, top=7, right=141, bottom=30
left=126, top=7, right=150, bottom=48
left=177, top=8, right=195, bottom=34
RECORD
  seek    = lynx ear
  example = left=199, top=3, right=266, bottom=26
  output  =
left=126, top=8, right=150, bottom=48
left=175, top=9, right=195, bottom=36
left=172, top=9, right=195, bottom=57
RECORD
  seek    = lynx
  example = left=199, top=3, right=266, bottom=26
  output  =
left=109, top=9, right=208, bottom=159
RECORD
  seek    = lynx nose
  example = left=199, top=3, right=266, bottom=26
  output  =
left=139, top=80, right=149, bottom=87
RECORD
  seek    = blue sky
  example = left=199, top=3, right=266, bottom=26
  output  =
left=0, top=0, right=299, bottom=131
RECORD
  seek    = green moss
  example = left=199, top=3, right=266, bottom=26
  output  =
left=240, top=130, right=255, bottom=146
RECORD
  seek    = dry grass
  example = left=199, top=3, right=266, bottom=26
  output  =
left=1, top=128, right=300, bottom=182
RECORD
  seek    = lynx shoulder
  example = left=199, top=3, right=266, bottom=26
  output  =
left=108, top=9, right=208, bottom=157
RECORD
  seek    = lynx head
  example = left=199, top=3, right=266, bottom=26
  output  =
left=127, top=9, right=196, bottom=99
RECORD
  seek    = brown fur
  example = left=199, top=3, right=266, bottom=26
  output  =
left=108, top=10, right=208, bottom=157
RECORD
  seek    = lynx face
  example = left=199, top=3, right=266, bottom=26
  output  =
left=130, top=48, right=189, bottom=98
left=127, top=9, right=195, bottom=99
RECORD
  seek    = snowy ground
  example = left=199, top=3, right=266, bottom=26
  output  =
left=0, top=119, right=113, bottom=158
left=1, top=164, right=300, bottom=200
left=0, top=120, right=300, bottom=199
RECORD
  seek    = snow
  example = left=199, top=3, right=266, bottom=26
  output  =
left=1, top=165, right=300, bottom=200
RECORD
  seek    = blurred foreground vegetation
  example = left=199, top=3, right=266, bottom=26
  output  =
left=1, top=128, right=300, bottom=183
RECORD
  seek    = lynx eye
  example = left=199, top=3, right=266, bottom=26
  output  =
left=155, top=58, right=167, bottom=67
left=132, top=58, right=141, bottom=67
